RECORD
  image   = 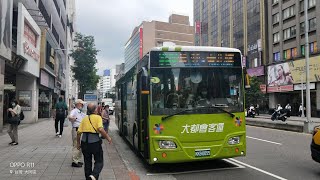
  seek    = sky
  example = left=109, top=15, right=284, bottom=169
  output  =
left=76, top=0, right=193, bottom=75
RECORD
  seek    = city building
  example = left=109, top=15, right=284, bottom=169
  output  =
left=98, top=69, right=116, bottom=97
left=124, top=14, right=194, bottom=72
left=266, top=0, right=320, bottom=117
left=115, top=63, right=125, bottom=82
left=194, top=0, right=268, bottom=108
left=66, top=0, right=78, bottom=108
left=0, top=0, right=69, bottom=130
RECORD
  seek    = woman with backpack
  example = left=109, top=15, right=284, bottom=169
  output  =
left=7, top=100, right=21, bottom=146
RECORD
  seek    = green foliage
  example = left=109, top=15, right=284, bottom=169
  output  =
left=245, top=76, right=266, bottom=107
left=105, top=92, right=116, bottom=102
left=70, top=33, right=100, bottom=98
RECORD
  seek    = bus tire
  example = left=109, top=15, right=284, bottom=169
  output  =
left=133, top=126, right=139, bottom=152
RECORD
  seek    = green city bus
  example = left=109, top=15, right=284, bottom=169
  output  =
left=115, top=46, right=246, bottom=164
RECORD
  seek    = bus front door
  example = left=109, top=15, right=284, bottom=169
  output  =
left=137, top=71, right=150, bottom=159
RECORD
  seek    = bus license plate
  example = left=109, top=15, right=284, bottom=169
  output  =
left=195, top=149, right=211, bottom=157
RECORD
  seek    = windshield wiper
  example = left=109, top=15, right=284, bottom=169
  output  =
left=161, top=109, right=192, bottom=120
left=205, top=105, right=235, bottom=118
left=161, top=105, right=235, bottom=120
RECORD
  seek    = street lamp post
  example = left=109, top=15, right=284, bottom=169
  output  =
left=303, top=0, right=313, bottom=133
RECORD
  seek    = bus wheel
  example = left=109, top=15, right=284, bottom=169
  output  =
left=133, top=126, right=139, bottom=152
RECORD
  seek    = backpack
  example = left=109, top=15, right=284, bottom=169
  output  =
left=56, top=107, right=65, bottom=119
left=19, top=110, right=25, bottom=121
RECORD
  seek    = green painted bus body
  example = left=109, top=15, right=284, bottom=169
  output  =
left=147, top=113, right=246, bottom=164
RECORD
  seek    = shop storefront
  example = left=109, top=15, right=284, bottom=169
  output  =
left=267, top=56, right=320, bottom=117
left=39, top=70, right=54, bottom=118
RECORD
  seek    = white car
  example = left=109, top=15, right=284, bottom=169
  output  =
left=106, top=103, right=114, bottom=115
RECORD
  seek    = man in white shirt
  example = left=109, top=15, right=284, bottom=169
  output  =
left=68, top=99, right=86, bottom=167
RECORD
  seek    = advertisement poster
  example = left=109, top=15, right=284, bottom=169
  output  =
left=267, top=63, right=294, bottom=93
left=268, top=56, right=320, bottom=87
left=18, top=91, right=32, bottom=111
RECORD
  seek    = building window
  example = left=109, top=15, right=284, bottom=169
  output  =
left=272, top=0, right=279, bottom=4
left=309, top=18, right=316, bottom=31
left=272, top=13, right=280, bottom=24
left=273, top=52, right=280, bottom=61
left=300, top=18, right=316, bottom=34
left=301, top=45, right=305, bottom=56
left=291, top=47, right=298, bottom=58
left=283, top=5, right=295, bottom=19
left=283, top=49, right=292, bottom=60
left=300, top=22, right=305, bottom=33
left=310, top=42, right=317, bottom=53
left=301, top=42, right=317, bottom=55
left=283, top=26, right=296, bottom=40
left=273, top=32, right=280, bottom=43
left=300, top=0, right=316, bottom=11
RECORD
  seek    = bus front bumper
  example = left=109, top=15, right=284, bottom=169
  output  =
left=148, top=140, right=246, bottom=164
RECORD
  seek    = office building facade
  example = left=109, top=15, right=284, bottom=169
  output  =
left=124, top=14, right=194, bottom=72
left=267, top=0, right=320, bottom=117
left=194, top=0, right=268, bottom=109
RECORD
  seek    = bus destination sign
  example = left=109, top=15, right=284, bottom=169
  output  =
left=151, top=52, right=241, bottom=67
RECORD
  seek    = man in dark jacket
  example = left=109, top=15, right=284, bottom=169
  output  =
left=54, top=97, right=68, bottom=137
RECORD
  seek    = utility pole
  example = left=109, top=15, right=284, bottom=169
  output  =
left=301, top=76, right=304, bottom=117
left=303, top=0, right=313, bottom=133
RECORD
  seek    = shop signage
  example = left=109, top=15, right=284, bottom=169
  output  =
left=294, top=83, right=316, bottom=91
left=247, top=66, right=265, bottom=77
left=40, top=70, right=49, bottom=87
left=242, top=56, right=246, bottom=68
left=84, top=94, right=98, bottom=102
left=139, top=27, right=143, bottom=60
left=23, top=41, right=39, bottom=61
left=16, top=3, right=40, bottom=77
left=267, top=85, right=293, bottom=93
left=18, top=90, right=32, bottom=111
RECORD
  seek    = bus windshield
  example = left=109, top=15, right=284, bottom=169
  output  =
left=150, top=68, right=244, bottom=115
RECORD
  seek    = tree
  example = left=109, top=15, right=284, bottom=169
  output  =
left=245, top=76, right=266, bottom=108
left=105, top=92, right=116, bottom=102
left=70, top=33, right=100, bottom=98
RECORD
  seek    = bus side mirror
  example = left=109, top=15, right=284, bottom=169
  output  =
left=141, top=67, right=150, bottom=94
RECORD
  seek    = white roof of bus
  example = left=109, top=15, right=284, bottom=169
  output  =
left=150, top=46, right=241, bottom=53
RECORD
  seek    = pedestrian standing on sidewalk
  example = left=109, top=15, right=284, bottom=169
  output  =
left=54, top=97, right=68, bottom=137
left=256, top=104, right=260, bottom=116
left=97, top=102, right=103, bottom=116
left=7, top=100, right=21, bottom=146
left=68, top=99, right=86, bottom=168
left=285, top=103, right=292, bottom=117
left=299, top=103, right=303, bottom=117
left=101, top=105, right=110, bottom=133
left=77, top=103, right=112, bottom=180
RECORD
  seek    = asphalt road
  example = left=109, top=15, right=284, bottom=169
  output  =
left=108, top=116, right=320, bottom=180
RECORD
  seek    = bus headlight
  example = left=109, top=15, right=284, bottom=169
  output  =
left=159, top=141, right=177, bottom=149
left=228, top=136, right=240, bottom=145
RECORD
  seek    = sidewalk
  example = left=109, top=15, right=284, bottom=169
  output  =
left=0, top=118, right=134, bottom=180
left=246, top=114, right=320, bottom=133
left=254, top=114, right=320, bottom=123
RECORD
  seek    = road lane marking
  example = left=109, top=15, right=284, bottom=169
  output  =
left=229, top=158, right=287, bottom=180
left=247, top=136, right=282, bottom=145
left=247, top=125, right=312, bottom=136
left=146, top=159, right=245, bottom=176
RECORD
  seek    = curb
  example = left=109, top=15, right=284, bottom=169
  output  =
left=246, top=119, right=304, bottom=132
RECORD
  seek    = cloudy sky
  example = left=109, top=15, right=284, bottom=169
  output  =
left=76, top=0, right=193, bottom=75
